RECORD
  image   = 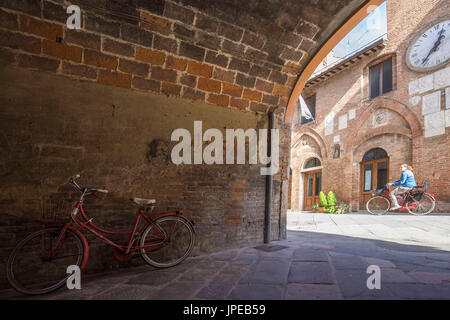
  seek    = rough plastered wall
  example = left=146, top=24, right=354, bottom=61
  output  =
left=0, top=63, right=290, bottom=289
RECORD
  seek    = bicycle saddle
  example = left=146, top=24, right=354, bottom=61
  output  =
left=132, top=197, right=156, bottom=207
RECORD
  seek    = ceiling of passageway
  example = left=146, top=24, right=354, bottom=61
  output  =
left=173, top=0, right=368, bottom=67
left=74, top=0, right=370, bottom=114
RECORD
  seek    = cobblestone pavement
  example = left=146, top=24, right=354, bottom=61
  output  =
left=2, top=211, right=449, bottom=300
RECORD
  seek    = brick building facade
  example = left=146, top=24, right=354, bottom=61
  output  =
left=291, top=0, right=450, bottom=212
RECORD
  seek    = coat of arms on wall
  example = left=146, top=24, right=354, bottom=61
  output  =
left=373, top=109, right=388, bottom=127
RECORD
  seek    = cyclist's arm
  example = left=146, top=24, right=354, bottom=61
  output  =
left=391, top=172, right=407, bottom=187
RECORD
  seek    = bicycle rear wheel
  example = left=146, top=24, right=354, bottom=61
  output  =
left=407, top=193, right=435, bottom=215
left=140, top=216, right=195, bottom=268
left=366, top=196, right=390, bottom=215
left=6, top=227, right=84, bottom=295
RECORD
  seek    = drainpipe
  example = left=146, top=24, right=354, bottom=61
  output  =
left=264, top=111, right=274, bottom=243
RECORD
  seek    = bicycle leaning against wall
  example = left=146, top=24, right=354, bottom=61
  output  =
left=6, top=174, right=196, bottom=295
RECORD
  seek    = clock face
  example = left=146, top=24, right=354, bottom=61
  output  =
left=406, top=18, right=450, bottom=72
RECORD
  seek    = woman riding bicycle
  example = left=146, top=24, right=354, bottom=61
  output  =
left=388, top=163, right=417, bottom=211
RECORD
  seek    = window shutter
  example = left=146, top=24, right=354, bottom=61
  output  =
left=382, top=58, right=393, bottom=94
left=370, top=64, right=380, bottom=99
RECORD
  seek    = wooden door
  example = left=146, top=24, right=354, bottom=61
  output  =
left=303, top=169, right=322, bottom=210
left=360, top=158, right=389, bottom=207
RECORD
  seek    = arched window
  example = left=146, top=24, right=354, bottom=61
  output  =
left=362, top=148, right=388, bottom=162
left=304, top=158, right=321, bottom=169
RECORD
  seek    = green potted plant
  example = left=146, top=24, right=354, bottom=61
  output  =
left=327, top=191, right=337, bottom=207
left=319, top=191, right=328, bottom=206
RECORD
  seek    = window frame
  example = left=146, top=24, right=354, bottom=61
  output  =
left=366, top=55, right=396, bottom=100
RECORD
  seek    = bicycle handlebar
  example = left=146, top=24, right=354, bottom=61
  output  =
left=69, top=174, right=109, bottom=194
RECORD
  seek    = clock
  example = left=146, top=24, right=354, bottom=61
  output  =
left=406, top=16, right=450, bottom=72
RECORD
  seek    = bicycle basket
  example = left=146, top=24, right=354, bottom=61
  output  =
left=39, top=197, right=76, bottom=223
left=373, top=188, right=384, bottom=196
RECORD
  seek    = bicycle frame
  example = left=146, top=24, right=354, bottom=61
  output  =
left=42, top=196, right=195, bottom=270
left=380, top=188, right=435, bottom=210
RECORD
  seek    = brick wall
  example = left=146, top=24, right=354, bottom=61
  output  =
left=291, top=0, right=450, bottom=212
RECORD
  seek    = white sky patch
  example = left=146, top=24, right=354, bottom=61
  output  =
left=334, top=1, right=387, bottom=58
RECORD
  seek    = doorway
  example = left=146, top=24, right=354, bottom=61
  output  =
left=302, top=158, right=322, bottom=210
left=360, top=148, right=389, bottom=207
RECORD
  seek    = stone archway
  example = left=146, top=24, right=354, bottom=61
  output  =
left=290, top=130, right=325, bottom=210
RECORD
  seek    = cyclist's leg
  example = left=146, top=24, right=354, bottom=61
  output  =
left=395, top=187, right=412, bottom=205
left=389, top=187, right=400, bottom=207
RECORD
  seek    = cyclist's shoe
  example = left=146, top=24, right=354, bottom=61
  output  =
left=389, top=205, right=401, bottom=211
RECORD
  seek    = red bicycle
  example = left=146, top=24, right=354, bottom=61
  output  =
left=6, top=174, right=196, bottom=295
left=366, top=179, right=436, bottom=215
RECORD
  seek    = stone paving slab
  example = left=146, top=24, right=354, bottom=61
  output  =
left=292, top=248, right=328, bottom=262
left=329, top=252, right=370, bottom=270
left=149, top=281, right=205, bottom=300
left=90, top=284, right=157, bottom=300
left=285, top=284, right=342, bottom=299
left=126, top=270, right=180, bottom=286
left=195, top=284, right=234, bottom=299
left=288, top=262, right=335, bottom=284
left=239, top=260, right=290, bottom=285
left=332, top=269, right=396, bottom=299
left=228, top=284, right=284, bottom=300
left=386, top=283, right=450, bottom=299
left=407, top=271, right=450, bottom=284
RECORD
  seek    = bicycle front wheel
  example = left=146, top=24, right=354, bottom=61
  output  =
left=140, top=216, right=195, bottom=268
left=366, top=196, right=390, bottom=215
left=407, top=193, right=435, bottom=215
left=6, top=227, right=84, bottom=295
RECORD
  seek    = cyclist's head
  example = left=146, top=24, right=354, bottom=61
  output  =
left=401, top=164, right=413, bottom=171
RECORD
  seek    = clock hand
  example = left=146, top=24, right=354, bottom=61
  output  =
left=422, top=29, right=445, bottom=64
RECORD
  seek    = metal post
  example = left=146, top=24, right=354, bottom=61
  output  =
left=264, top=111, right=274, bottom=243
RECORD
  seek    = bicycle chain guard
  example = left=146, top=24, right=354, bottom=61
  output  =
left=113, top=248, right=133, bottom=262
